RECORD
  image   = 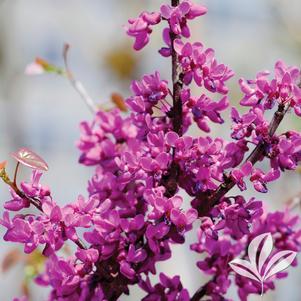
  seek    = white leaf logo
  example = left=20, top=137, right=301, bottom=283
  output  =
left=229, top=232, right=297, bottom=296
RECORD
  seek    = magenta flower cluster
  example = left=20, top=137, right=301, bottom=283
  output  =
left=2, top=1, right=301, bottom=301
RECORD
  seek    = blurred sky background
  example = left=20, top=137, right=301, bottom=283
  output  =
left=0, top=0, right=301, bottom=300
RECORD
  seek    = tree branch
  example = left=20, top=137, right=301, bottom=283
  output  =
left=161, top=0, right=182, bottom=197
left=8, top=181, right=43, bottom=212
left=198, top=103, right=288, bottom=216
left=190, top=284, right=208, bottom=301
left=0, top=169, right=86, bottom=249
left=170, top=0, right=183, bottom=135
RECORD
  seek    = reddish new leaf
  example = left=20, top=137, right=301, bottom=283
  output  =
left=11, top=148, right=49, bottom=171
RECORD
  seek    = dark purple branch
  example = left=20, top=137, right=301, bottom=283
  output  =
left=190, top=104, right=286, bottom=300
left=162, top=0, right=182, bottom=197
left=170, top=0, right=182, bottom=135
left=191, top=277, right=227, bottom=301
left=190, top=284, right=208, bottom=301
left=9, top=182, right=43, bottom=211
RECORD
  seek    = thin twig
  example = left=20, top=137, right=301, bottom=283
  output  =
left=1, top=169, right=86, bottom=249
left=9, top=182, right=43, bottom=211
left=14, top=182, right=86, bottom=249
left=13, top=162, right=20, bottom=185
left=63, top=44, right=98, bottom=113
left=74, top=238, right=87, bottom=250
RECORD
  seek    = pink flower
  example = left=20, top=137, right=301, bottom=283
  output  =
left=231, top=162, right=253, bottom=191
left=190, top=95, right=229, bottom=132
left=140, top=152, right=171, bottom=172
left=45, top=255, right=80, bottom=297
left=4, top=189, right=30, bottom=211
left=170, top=207, right=198, bottom=230
left=3, top=217, right=32, bottom=244
left=223, top=197, right=263, bottom=239
left=140, top=273, right=190, bottom=301
left=120, top=245, right=147, bottom=279
left=239, top=60, right=301, bottom=112
left=127, top=72, right=169, bottom=113
left=75, top=248, right=99, bottom=263
left=126, top=12, right=161, bottom=50
left=231, top=107, right=266, bottom=140
left=146, top=222, right=169, bottom=254
left=250, top=168, right=280, bottom=193
left=173, top=39, right=234, bottom=93
left=160, top=1, right=207, bottom=37
left=20, top=170, right=50, bottom=198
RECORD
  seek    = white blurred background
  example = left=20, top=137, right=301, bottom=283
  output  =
left=0, top=0, right=301, bottom=300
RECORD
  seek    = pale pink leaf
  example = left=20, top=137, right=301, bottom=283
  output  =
left=11, top=148, right=49, bottom=171
left=258, top=233, right=273, bottom=275
left=264, top=251, right=297, bottom=281
left=229, top=261, right=261, bottom=283
left=230, top=232, right=297, bottom=289
left=248, top=233, right=271, bottom=270
left=229, top=258, right=261, bottom=280
left=263, top=250, right=295, bottom=279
